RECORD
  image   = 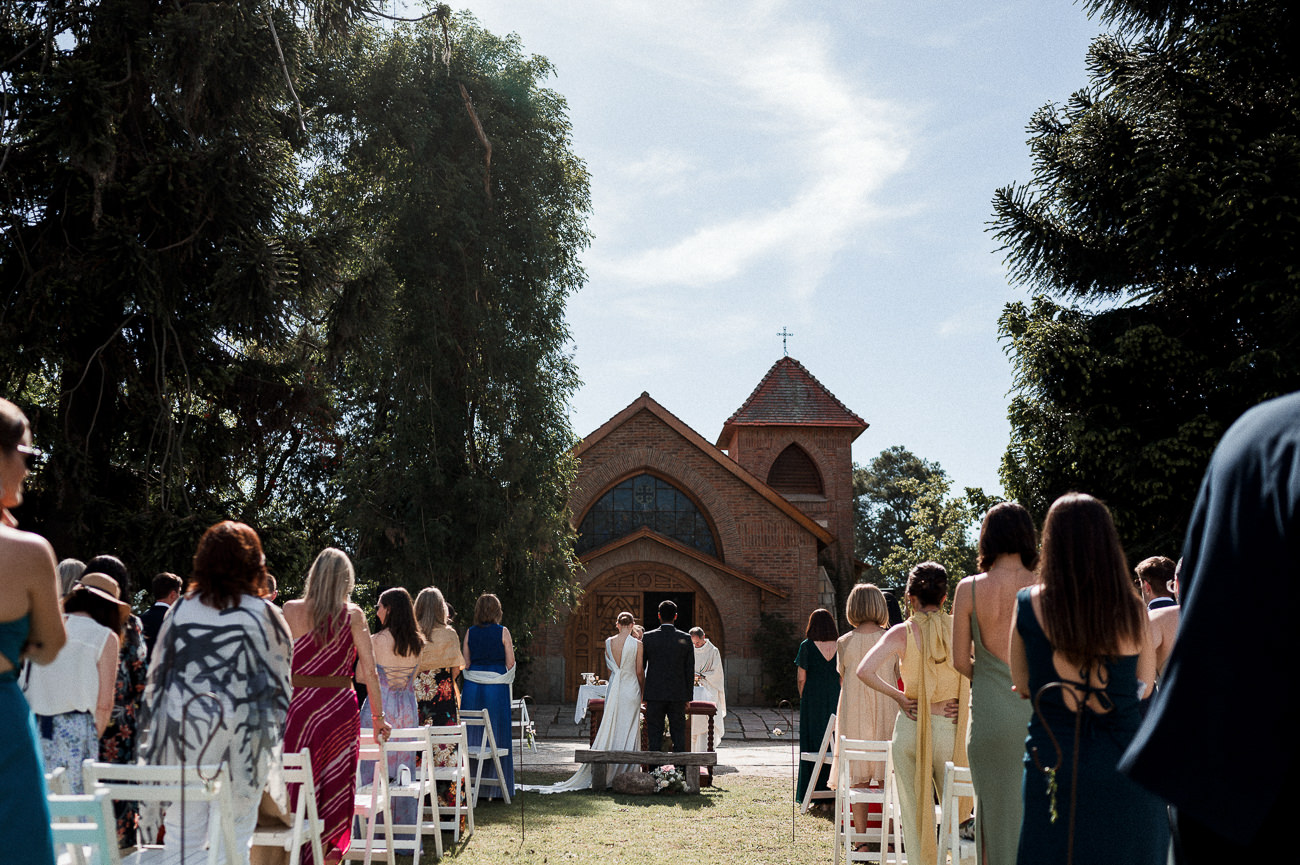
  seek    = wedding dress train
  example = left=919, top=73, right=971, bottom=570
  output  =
left=524, top=635, right=642, bottom=793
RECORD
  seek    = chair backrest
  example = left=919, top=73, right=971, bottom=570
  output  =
left=254, top=749, right=323, bottom=865
left=83, top=760, right=237, bottom=864
left=48, top=789, right=121, bottom=865
left=356, top=731, right=392, bottom=790
left=45, top=766, right=70, bottom=795
left=462, top=708, right=501, bottom=753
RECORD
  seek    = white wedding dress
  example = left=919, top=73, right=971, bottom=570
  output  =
left=525, top=635, right=642, bottom=793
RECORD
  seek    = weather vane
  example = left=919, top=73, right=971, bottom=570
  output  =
left=777, top=327, right=793, bottom=356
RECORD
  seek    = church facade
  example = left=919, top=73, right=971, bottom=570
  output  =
left=523, top=357, right=867, bottom=705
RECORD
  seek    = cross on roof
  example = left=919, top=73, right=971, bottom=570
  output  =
left=777, top=327, right=793, bottom=356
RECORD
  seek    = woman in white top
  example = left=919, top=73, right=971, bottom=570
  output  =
left=23, top=572, right=126, bottom=793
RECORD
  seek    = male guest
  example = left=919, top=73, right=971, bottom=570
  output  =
left=689, top=627, right=727, bottom=752
left=1121, top=391, right=1300, bottom=863
left=641, top=600, right=695, bottom=753
left=140, top=572, right=182, bottom=661
left=1135, top=555, right=1178, bottom=609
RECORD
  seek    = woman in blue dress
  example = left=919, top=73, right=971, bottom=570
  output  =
left=0, top=398, right=68, bottom=865
left=460, top=593, right=515, bottom=799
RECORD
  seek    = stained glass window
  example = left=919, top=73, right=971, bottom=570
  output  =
left=576, top=473, right=718, bottom=556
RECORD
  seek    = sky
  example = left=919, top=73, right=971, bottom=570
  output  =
left=448, top=0, right=1109, bottom=496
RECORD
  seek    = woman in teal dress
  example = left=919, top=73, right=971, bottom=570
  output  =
left=951, top=502, right=1039, bottom=865
left=795, top=608, right=841, bottom=803
left=0, top=398, right=68, bottom=865
left=1010, top=493, right=1167, bottom=865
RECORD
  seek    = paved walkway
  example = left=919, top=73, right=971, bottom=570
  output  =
left=519, top=703, right=805, bottom=779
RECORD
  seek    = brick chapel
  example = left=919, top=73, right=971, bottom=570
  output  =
left=524, top=356, right=868, bottom=705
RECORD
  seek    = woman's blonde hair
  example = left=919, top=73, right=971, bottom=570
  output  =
left=474, top=593, right=503, bottom=625
left=846, top=582, right=889, bottom=628
left=303, top=547, right=355, bottom=636
left=415, top=587, right=450, bottom=636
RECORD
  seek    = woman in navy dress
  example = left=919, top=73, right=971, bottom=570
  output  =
left=460, top=593, right=515, bottom=798
left=1010, top=493, right=1167, bottom=865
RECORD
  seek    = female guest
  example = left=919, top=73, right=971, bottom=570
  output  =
left=282, top=548, right=389, bottom=864
left=139, top=521, right=292, bottom=863
left=414, top=587, right=464, bottom=813
left=56, top=558, right=85, bottom=598
left=1010, top=494, right=1166, bottom=864
left=23, top=573, right=125, bottom=792
left=360, top=587, right=423, bottom=807
left=527, top=611, right=642, bottom=793
left=414, top=587, right=463, bottom=728
left=859, top=562, right=969, bottom=865
left=951, top=503, right=1038, bottom=865
left=461, top=593, right=515, bottom=799
left=795, top=608, right=841, bottom=804
left=85, top=553, right=149, bottom=847
left=829, top=584, right=898, bottom=836
left=0, top=398, right=66, bottom=865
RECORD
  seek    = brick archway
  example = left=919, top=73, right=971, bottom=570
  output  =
left=562, top=563, right=724, bottom=701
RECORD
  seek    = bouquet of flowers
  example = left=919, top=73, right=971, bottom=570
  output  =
left=523, top=721, right=537, bottom=750
left=651, top=764, right=687, bottom=794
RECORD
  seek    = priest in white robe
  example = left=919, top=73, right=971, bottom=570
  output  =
left=689, top=627, right=726, bottom=751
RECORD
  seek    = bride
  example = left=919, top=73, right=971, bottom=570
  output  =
left=527, top=611, right=643, bottom=792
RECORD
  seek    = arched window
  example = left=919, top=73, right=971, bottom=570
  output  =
left=767, top=444, right=823, bottom=495
left=576, top=473, right=718, bottom=556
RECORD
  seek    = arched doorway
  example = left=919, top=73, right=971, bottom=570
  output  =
left=563, top=563, right=724, bottom=701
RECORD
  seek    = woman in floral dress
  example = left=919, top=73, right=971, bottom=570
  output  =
left=415, top=587, right=464, bottom=812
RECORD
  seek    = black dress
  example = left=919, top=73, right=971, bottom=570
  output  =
left=1015, top=589, right=1167, bottom=865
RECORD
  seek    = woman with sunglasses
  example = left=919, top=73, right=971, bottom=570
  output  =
left=0, top=397, right=67, bottom=864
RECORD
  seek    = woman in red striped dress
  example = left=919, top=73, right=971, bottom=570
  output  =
left=281, top=549, right=391, bottom=864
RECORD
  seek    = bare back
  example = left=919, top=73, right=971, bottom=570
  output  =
left=971, top=563, right=1037, bottom=665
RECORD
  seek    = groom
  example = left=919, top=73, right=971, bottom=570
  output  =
left=641, top=600, right=695, bottom=753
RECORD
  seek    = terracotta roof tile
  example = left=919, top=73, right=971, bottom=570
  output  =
left=722, top=357, right=868, bottom=433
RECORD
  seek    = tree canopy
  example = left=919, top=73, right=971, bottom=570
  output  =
left=992, top=0, right=1300, bottom=559
left=1, top=2, right=590, bottom=628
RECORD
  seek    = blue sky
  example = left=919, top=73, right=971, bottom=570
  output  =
left=454, top=0, right=1108, bottom=496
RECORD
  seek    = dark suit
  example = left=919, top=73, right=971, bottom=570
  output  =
left=1120, top=391, right=1300, bottom=862
left=641, top=621, right=695, bottom=752
left=139, top=602, right=170, bottom=662
left=1147, top=596, right=1177, bottom=610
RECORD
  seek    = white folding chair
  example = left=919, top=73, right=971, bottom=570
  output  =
left=462, top=708, right=511, bottom=805
left=46, top=766, right=71, bottom=794
left=799, top=712, right=838, bottom=813
left=381, top=727, right=439, bottom=859
left=511, top=698, right=537, bottom=752
left=936, top=761, right=976, bottom=865
left=345, top=733, right=396, bottom=865
left=250, top=749, right=325, bottom=865
left=82, top=761, right=237, bottom=865
left=424, top=723, right=474, bottom=842
left=49, top=788, right=120, bottom=865
left=834, top=738, right=903, bottom=865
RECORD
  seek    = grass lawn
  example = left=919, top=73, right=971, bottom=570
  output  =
left=411, top=769, right=835, bottom=864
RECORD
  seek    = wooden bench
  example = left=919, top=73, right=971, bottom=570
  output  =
left=573, top=750, right=718, bottom=794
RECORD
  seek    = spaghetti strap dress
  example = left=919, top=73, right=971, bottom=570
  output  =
left=1015, top=589, right=1167, bottom=865
left=795, top=639, right=841, bottom=802
left=965, top=579, right=1033, bottom=865
left=0, top=614, right=55, bottom=865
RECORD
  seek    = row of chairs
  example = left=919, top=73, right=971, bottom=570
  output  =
left=48, top=710, right=507, bottom=865
left=804, top=714, right=976, bottom=865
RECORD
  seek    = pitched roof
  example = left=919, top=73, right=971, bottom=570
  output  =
left=718, top=356, right=868, bottom=445
left=577, top=527, right=788, bottom=598
left=576, top=392, right=835, bottom=545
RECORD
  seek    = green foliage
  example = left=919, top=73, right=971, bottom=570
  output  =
left=991, top=0, right=1300, bottom=560
left=853, top=446, right=944, bottom=573
left=754, top=611, right=800, bottom=706
left=878, top=474, right=986, bottom=601
left=302, top=14, right=589, bottom=633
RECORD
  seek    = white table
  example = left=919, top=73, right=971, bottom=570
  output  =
left=574, top=683, right=608, bottom=723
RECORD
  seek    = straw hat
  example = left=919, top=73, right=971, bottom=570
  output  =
left=73, top=572, right=132, bottom=627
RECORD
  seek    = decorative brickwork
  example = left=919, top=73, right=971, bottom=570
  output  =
left=522, top=359, right=867, bottom=706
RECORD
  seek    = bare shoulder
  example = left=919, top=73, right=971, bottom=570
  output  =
left=0, top=526, right=56, bottom=575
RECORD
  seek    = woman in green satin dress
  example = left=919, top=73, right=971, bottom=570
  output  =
left=951, top=502, right=1039, bottom=865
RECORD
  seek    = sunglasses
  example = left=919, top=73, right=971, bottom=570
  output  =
left=14, top=444, right=43, bottom=468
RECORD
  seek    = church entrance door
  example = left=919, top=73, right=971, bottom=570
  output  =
left=563, top=563, right=723, bottom=701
